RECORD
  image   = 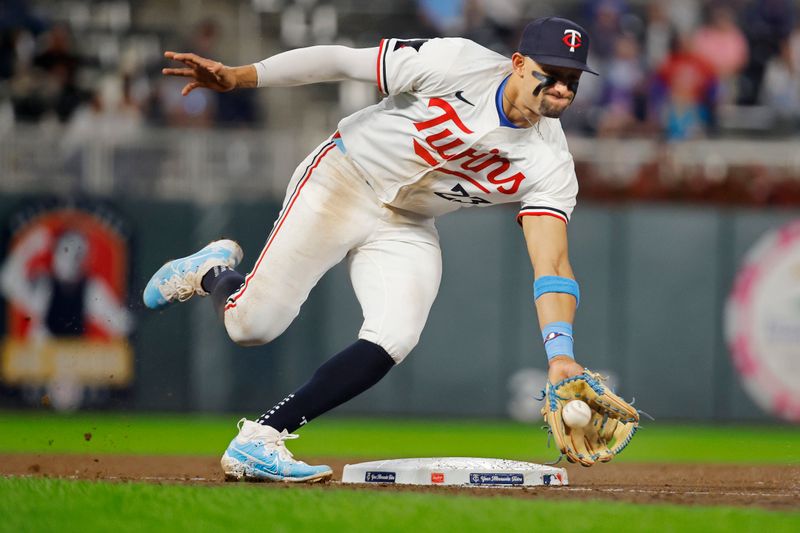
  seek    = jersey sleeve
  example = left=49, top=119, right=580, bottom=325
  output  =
left=517, top=157, right=579, bottom=225
left=376, top=38, right=465, bottom=96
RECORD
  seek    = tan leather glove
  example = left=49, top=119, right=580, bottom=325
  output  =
left=542, top=370, right=639, bottom=467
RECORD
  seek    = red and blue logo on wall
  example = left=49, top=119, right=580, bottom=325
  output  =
left=0, top=198, right=134, bottom=410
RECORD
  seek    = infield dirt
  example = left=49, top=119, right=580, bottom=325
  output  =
left=1, top=454, right=798, bottom=510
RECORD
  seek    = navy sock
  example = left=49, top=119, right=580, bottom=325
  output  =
left=258, top=340, right=395, bottom=432
left=201, top=266, right=245, bottom=315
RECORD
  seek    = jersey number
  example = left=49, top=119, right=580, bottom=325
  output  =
left=435, top=184, right=492, bottom=205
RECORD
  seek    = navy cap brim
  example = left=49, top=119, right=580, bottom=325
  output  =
left=528, top=53, right=599, bottom=75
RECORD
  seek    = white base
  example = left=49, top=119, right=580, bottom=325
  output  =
left=341, top=457, right=567, bottom=487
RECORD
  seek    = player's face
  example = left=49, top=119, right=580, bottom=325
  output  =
left=527, top=60, right=582, bottom=119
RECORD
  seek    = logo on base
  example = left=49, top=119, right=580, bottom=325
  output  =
left=543, top=473, right=564, bottom=486
left=469, top=473, right=524, bottom=485
left=365, top=471, right=396, bottom=483
left=431, top=472, right=445, bottom=483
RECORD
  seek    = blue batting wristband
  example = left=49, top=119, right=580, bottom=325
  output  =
left=541, top=321, right=574, bottom=361
left=533, top=276, right=580, bottom=307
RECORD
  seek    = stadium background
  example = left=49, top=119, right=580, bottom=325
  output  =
left=1, top=2, right=799, bottom=530
left=1, top=0, right=799, bottom=424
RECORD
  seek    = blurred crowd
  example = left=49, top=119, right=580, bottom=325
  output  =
left=0, top=2, right=257, bottom=142
left=1, top=0, right=799, bottom=204
left=587, top=0, right=799, bottom=140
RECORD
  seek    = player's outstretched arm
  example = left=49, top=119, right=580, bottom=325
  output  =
left=521, top=216, right=584, bottom=383
left=162, top=46, right=377, bottom=96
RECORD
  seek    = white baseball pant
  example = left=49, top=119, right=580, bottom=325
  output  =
left=222, top=137, right=442, bottom=363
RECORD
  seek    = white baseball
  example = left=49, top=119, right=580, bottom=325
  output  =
left=561, top=400, right=592, bottom=428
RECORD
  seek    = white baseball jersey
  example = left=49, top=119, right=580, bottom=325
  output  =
left=337, top=37, right=579, bottom=224
left=224, top=38, right=580, bottom=361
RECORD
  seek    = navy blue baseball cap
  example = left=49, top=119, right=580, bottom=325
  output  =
left=518, top=17, right=598, bottom=75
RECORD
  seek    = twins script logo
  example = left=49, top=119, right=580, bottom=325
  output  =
left=562, top=29, right=582, bottom=52
left=412, top=98, right=527, bottom=198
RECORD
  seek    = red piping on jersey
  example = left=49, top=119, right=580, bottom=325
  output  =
left=516, top=212, right=568, bottom=225
left=225, top=142, right=337, bottom=311
left=376, top=39, right=386, bottom=94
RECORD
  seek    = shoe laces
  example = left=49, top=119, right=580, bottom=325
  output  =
left=271, top=430, right=300, bottom=462
left=159, top=271, right=200, bottom=302
left=236, top=418, right=302, bottom=463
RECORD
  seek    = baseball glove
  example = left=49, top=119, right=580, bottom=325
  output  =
left=541, top=370, right=639, bottom=467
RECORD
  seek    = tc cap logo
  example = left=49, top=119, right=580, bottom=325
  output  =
left=562, top=29, right=582, bottom=52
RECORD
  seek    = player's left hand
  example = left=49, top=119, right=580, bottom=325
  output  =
left=547, top=355, right=584, bottom=383
left=541, top=369, right=639, bottom=467
left=162, top=51, right=238, bottom=95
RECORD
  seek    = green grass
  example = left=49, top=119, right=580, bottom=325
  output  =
left=0, top=477, right=797, bottom=533
left=1, top=411, right=799, bottom=463
left=1, top=412, right=798, bottom=531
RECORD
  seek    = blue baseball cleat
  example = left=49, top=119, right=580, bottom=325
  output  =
left=142, top=239, right=243, bottom=309
left=221, top=419, right=333, bottom=483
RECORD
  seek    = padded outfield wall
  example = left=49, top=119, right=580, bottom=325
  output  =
left=0, top=194, right=796, bottom=421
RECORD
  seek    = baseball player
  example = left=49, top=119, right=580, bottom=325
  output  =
left=145, top=17, right=637, bottom=482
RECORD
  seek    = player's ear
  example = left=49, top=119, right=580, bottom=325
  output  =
left=511, top=52, right=527, bottom=77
